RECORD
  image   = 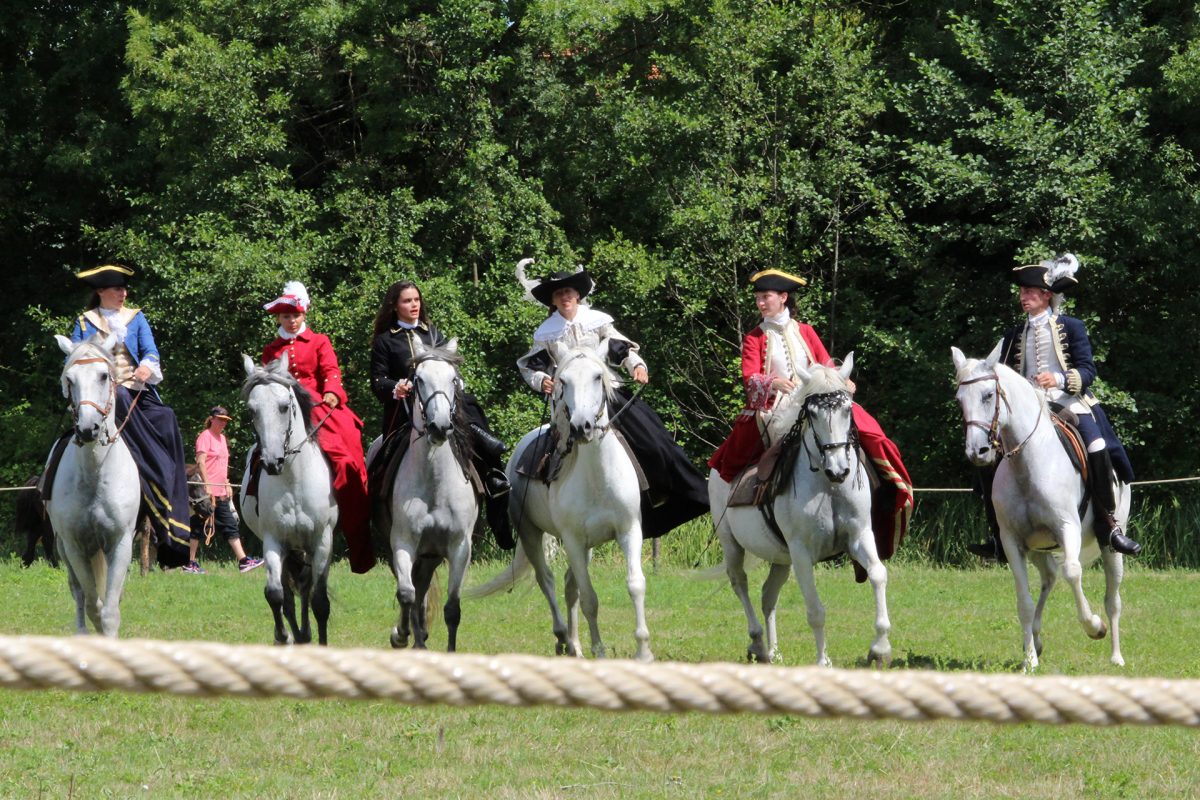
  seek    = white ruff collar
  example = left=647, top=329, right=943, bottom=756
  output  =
left=278, top=322, right=307, bottom=341
left=759, top=309, right=792, bottom=330
left=1027, top=310, right=1052, bottom=327
left=534, top=305, right=613, bottom=343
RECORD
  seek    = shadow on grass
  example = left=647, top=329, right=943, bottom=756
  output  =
left=849, top=651, right=1024, bottom=672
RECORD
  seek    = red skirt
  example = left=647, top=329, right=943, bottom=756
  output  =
left=310, top=402, right=374, bottom=573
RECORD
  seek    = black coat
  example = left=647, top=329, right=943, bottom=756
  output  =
left=370, top=321, right=446, bottom=437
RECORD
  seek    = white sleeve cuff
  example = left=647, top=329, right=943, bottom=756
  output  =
left=139, top=358, right=164, bottom=386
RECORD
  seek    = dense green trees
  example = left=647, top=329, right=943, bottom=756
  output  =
left=3, top=0, right=1198, bottom=497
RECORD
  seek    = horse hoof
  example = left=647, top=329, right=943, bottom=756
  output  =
left=390, top=628, right=409, bottom=649
left=1111, top=654, right=1126, bottom=667
left=867, top=650, right=892, bottom=669
left=1088, top=619, right=1108, bottom=641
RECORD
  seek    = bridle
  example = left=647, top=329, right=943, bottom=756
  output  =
left=67, top=355, right=120, bottom=446
left=957, top=372, right=1042, bottom=460
left=552, top=352, right=610, bottom=436
left=410, top=364, right=460, bottom=440
left=796, top=390, right=857, bottom=472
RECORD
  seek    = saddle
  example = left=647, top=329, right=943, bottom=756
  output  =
left=1048, top=408, right=1089, bottom=483
left=37, top=430, right=73, bottom=502
left=515, top=427, right=650, bottom=494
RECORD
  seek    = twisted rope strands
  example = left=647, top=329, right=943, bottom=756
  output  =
left=1, top=636, right=1198, bottom=726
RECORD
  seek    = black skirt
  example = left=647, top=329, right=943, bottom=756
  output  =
left=610, top=387, right=710, bottom=538
left=116, top=386, right=191, bottom=555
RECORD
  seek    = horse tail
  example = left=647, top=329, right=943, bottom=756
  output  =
left=465, top=541, right=534, bottom=598
left=90, top=550, right=109, bottom=602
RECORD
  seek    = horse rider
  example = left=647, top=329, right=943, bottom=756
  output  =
left=61, top=263, right=192, bottom=563
left=967, top=253, right=1141, bottom=560
left=259, top=281, right=375, bottom=573
left=368, top=278, right=514, bottom=548
left=707, top=269, right=913, bottom=572
left=515, top=260, right=710, bottom=538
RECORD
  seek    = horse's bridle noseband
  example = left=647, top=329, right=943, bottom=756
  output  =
left=958, top=372, right=1042, bottom=459
left=410, top=365, right=460, bottom=439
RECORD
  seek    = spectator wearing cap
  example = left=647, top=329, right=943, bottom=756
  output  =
left=707, top=269, right=913, bottom=578
left=514, top=260, right=709, bottom=538
left=186, top=406, right=264, bottom=574
left=968, top=254, right=1140, bottom=560
left=260, top=281, right=373, bottom=573
left=64, top=263, right=191, bottom=563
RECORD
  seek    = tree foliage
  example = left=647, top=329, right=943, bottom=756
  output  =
left=3, top=0, right=1198, bottom=497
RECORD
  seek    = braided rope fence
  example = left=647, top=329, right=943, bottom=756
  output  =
left=2, top=636, right=1198, bottom=726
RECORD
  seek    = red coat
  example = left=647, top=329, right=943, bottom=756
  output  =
left=709, top=320, right=912, bottom=580
left=262, top=329, right=374, bottom=573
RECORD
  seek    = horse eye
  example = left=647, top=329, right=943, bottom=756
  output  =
left=278, top=401, right=289, bottom=413
left=982, top=392, right=993, bottom=402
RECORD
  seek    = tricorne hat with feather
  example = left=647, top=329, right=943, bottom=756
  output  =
left=515, top=258, right=595, bottom=307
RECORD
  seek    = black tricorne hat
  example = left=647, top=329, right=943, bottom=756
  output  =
left=530, top=269, right=595, bottom=308
left=749, top=269, right=807, bottom=293
left=1012, top=253, right=1080, bottom=294
left=76, top=263, right=134, bottom=289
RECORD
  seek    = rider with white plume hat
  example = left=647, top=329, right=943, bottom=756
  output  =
left=969, top=253, right=1140, bottom=560
left=514, top=258, right=709, bottom=538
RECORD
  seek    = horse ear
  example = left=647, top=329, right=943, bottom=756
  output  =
left=412, top=338, right=427, bottom=358
left=98, top=333, right=118, bottom=352
left=984, top=340, right=1003, bottom=368
left=838, top=351, right=854, bottom=381
left=444, top=337, right=459, bottom=354
left=55, top=335, right=74, bottom=356
left=951, top=346, right=967, bottom=373
left=242, top=354, right=258, bottom=378
left=266, top=352, right=290, bottom=376
left=794, top=365, right=812, bottom=385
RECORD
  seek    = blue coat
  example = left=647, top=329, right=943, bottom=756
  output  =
left=70, top=307, right=161, bottom=368
left=1000, top=314, right=1133, bottom=482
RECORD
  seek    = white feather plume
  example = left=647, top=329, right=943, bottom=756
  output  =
left=515, top=258, right=539, bottom=303
left=282, top=280, right=310, bottom=310
left=1042, top=253, right=1079, bottom=287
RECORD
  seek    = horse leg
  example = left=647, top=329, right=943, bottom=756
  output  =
left=410, top=557, right=439, bottom=650
left=1102, top=548, right=1125, bottom=666
left=846, top=534, right=892, bottom=668
left=311, top=538, right=333, bottom=647
left=563, top=566, right=583, bottom=658
left=1029, top=551, right=1057, bottom=659
left=562, top=540, right=604, bottom=658
left=138, top=515, right=151, bottom=577
left=390, top=541, right=417, bottom=649
left=64, top=556, right=89, bottom=635
left=1059, top=525, right=1106, bottom=641
left=788, top=549, right=830, bottom=667
left=443, top=537, right=470, bottom=653
left=760, top=563, right=791, bottom=664
left=721, top=537, right=768, bottom=663
left=99, top=535, right=133, bottom=637
left=1004, top=536, right=1040, bottom=672
left=262, top=542, right=292, bottom=645
left=616, top=525, right=652, bottom=663
left=520, top=530, right=571, bottom=656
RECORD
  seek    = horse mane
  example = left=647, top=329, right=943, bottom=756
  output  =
left=410, top=346, right=474, bottom=465
left=798, top=364, right=850, bottom=402
left=240, top=365, right=316, bottom=435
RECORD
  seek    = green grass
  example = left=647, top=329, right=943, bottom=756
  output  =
left=2, top=556, right=1199, bottom=798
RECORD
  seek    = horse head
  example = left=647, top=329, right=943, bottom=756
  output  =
left=56, top=333, right=119, bottom=444
left=242, top=353, right=310, bottom=475
left=794, top=352, right=856, bottom=483
left=185, top=463, right=213, bottom=519
left=952, top=343, right=1006, bottom=466
left=410, top=338, right=464, bottom=445
left=549, top=341, right=616, bottom=444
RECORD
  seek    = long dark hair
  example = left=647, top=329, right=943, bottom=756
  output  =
left=371, top=280, right=428, bottom=338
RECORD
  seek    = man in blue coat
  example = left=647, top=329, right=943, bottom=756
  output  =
left=969, top=254, right=1140, bottom=560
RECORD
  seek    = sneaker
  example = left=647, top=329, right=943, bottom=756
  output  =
left=182, top=560, right=206, bottom=575
left=238, top=556, right=265, bottom=573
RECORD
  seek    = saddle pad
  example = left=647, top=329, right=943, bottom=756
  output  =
left=1050, top=413, right=1088, bottom=482
left=515, top=428, right=649, bottom=493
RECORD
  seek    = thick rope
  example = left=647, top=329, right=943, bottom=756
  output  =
left=0, top=636, right=1197, bottom=726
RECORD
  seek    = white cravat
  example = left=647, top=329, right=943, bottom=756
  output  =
left=277, top=322, right=307, bottom=340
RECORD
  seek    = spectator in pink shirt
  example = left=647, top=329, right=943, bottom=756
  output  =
left=185, top=406, right=263, bottom=574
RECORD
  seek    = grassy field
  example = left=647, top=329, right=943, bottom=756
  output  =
left=1, top=555, right=1199, bottom=799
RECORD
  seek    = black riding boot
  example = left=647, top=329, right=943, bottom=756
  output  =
left=1088, top=449, right=1140, bottom=556
left=470, top=423, right=509, bottom=459
left=966, top=466, right=1007, bottom=563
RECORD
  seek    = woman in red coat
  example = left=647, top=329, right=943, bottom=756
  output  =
left=708, top=269, right=913, bottom=571
left=262, top=282, right=373, bottom=573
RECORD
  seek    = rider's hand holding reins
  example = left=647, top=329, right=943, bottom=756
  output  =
left=632, top=365, right=649, bottom=385
left=393, top=379, right=412, bottom=399
left=322, top=392, right=340, bottom=408
left=132, top=364, right=152, bottom=384
left=770, top=376, right=796, bottom=393
left=541, top=376, right=554, bottom=395
left=1032, top=371, right=1059, bottom=389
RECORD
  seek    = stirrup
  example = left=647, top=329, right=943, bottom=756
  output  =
left=485, top=468, right=510, bottom=498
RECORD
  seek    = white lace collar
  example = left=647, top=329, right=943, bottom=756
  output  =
left=533, top=305, right=614, bottom=343
left=277, top=322, right=308, bottom=341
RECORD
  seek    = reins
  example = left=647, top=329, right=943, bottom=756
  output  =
left=67, top=354, right=143, bottom=446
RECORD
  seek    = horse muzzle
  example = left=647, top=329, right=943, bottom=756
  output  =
left=966, top=444, right=998, bottom=467
left=263, top=458, right=285, bottom=476
left=825, top=466, right=851, bottom=484
left=569, top=420, right=598, bottom=443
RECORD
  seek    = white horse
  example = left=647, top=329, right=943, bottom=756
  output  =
left=239, top=354, right=337, bottom=645
left=708, top=355, right=892, bottom=667
left=952, top=345, right=1126, bottom=671
left=45, top=334, right=141, bottom=636
left=388, top=339, right=478, bottom=651
left=473, top=342, right=653, bottom=661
